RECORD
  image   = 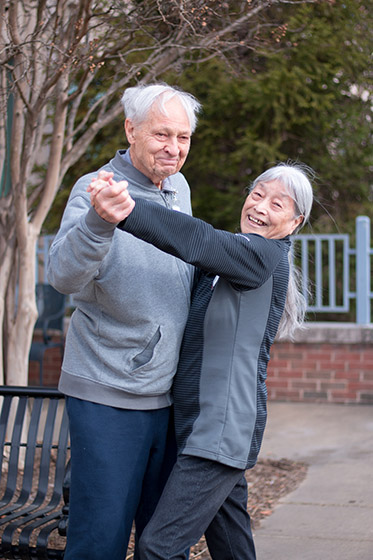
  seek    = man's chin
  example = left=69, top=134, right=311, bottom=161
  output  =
left=157, top=166, right=180, bottom=179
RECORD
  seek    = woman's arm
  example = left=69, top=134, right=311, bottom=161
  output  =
left=119, top=198, right=289, bottom=290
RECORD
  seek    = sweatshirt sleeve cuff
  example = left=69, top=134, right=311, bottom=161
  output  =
left=85, top=206, right=118, bottom=238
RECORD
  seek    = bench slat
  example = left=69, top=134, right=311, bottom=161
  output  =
left=0, top=387, right=69, bottom=559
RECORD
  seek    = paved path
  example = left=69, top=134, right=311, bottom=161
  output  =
left=254, top=402, right=373, bottom=559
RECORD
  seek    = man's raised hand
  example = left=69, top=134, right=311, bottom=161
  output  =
left=88, top=171, right=135, bottom=224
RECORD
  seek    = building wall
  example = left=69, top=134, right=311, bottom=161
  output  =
left=268, top=324, right=373, bottom=404
left=29, top=323, right=373, bottom=404
left=28, top=331, right=65, bottom=387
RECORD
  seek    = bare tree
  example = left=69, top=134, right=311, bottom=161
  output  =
left=0, top=0, right=323, bottom=385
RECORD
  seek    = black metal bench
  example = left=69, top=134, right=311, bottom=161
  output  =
left=0, top=386, right=70, bottom=559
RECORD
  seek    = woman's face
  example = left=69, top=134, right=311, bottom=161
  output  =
left=240, top=179, right=303, bottom=239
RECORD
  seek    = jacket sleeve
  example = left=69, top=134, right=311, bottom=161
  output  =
left=47, top=179, right=117, bottom=294
left=118, top=199, right=289, bottom=290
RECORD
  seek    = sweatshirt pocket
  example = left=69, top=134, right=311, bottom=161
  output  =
left=129, top=326, right=161, bottom=373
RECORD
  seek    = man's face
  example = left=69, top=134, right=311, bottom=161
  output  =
left=125, top=97, right=192, bottom=188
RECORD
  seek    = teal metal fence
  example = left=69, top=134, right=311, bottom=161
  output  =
left=37, top=215, right=372, bottom=324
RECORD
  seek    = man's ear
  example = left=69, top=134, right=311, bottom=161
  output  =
left=125, top=118, right=135, bottom=144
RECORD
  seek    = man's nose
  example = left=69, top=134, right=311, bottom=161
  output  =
left=164, top=136, right=179, bottom=155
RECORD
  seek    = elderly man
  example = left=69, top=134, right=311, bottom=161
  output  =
left=47, top=83, right=201, bottom=560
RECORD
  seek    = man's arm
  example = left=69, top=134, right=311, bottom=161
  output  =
left=47, top=175, right=120, bottom=294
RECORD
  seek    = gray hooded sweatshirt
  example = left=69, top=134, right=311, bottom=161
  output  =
left=47, top=150, right=193, bottom=410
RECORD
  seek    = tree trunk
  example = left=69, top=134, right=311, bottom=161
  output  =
left=4, top=99, right=68, bottom=386
left=5, top=233, right=38, bottom=386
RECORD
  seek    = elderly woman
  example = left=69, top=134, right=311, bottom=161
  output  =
left=89, top=162, right=313, bottom=560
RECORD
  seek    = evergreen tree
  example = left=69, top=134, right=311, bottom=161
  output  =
left=46, top=0, right=372, bottom=235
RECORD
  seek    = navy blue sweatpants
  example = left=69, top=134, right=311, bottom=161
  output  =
left=64, top=397, right=176, bottom=560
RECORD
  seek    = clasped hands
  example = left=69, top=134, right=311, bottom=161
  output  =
left=87, top=170, right=135, bottom=224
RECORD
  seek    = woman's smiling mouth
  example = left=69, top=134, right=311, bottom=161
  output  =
left=248, top=215, right=266, bottom=226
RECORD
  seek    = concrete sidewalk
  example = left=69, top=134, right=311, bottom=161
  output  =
left=254, top=402, right=373, bottom=559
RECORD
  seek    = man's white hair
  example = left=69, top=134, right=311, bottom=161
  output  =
left=121, top=83, right=202, bottom=133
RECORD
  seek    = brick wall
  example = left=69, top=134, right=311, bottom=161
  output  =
left=268, top=323, right=373, bottom=404
left=28, top=331, right=64, bottom=387
left=28, top=322, right=373, bottom=404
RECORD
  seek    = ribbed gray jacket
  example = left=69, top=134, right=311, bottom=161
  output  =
left=120, top=199, right=291, bottom=468
left=47, top=150, right=194, bottom=410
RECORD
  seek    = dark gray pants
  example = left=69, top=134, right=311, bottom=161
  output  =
left=139, top=454, right=256, bottom=560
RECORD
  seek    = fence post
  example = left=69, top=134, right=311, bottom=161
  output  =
left=355, top=216, right=371, bottom=324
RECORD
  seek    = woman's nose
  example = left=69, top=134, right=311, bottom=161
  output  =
left=255, top=200, right=268, bottom=213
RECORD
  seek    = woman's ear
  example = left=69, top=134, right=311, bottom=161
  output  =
left=291, top=215, right=304, bottom=235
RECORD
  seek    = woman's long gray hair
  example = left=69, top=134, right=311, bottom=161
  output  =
left=249, top=162, right=314, bottom=339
